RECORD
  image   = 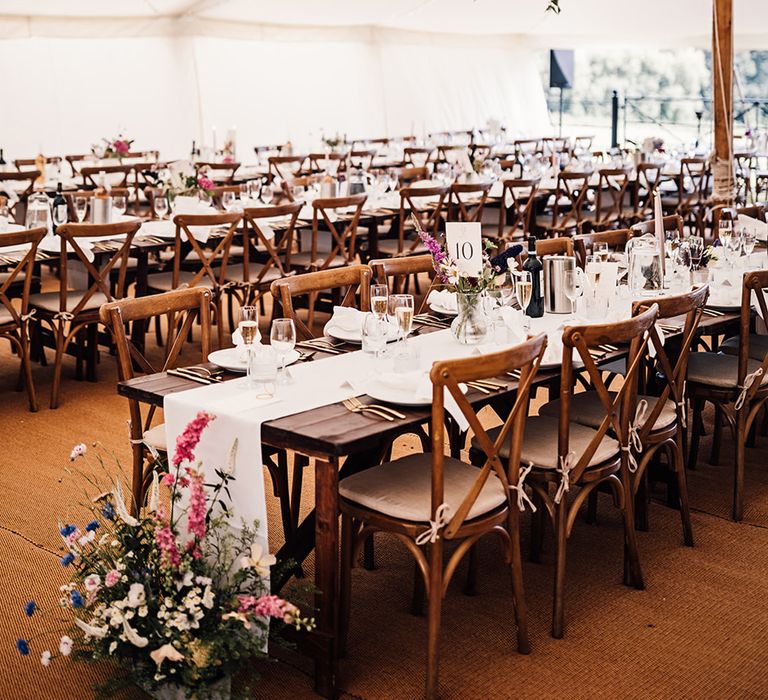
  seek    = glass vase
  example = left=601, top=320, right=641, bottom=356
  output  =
left=450, top=291, right=489, bottom=345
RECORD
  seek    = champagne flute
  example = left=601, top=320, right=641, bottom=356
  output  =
left=594, top=242, right=610, bottom=263
left=718, top=218, right=733, bottom=248
left=221, top=190, right=237, bottom=212
left=689, top=235, right=704, bottom=272
left=154, top=195, right=169, bottom=220
left=585, top=254, right=602, bottom=289
left=563, top=268, right=583, bottom=316
left=742, top=228, right=756, bottom=258
left=239, top=306, right=259, bottom=389
left=112, top=194, right=127, bottom=218
left=261, top=184, right=274, bottom=205
left=371, top=284, right=389, bottom=320
left=393, top=293, right=414, bottom=343
left=515, top=271, right=532, bottom=330
left=270, top=318, right=296, bottom=384
left=74, top=196, right=88, bottom=223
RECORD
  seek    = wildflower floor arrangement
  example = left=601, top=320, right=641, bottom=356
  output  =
left=2, top=295, right=768, bottom=699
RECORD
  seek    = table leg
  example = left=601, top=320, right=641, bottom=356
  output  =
left=314, top=456, right=339, bottom=698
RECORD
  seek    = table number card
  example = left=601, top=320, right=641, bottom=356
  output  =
left=446, top=222, right=483, bottom=276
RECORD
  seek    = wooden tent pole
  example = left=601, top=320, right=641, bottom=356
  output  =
left=712, top=0, right=734, bottom=203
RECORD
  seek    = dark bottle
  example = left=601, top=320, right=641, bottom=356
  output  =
left=52, top=182, right=68, bottom=232
left=0, top=148, right=5, bottom=166
left=522, top=236, right=544, bottom=318
left=191, top=140, right=197, bottom=160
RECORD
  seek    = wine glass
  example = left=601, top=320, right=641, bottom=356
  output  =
left=585, top=254, right=602, bottom=290
left=371, top=284, right=388, bottom=320
left=742, top=228, right=756, bottom=258
left=723, top=231, right=742, bottom=269
left=270, top=318, right=296, bottom=384
left=261, top=184, right=274, bottom=206
left=718, top=218, right=733, bottom=248
left=239, top=183, right=250, bottom=202
left=563, top=268, right=583, bottom=316
left=515, top=271, right=532, bottom=331
left=247, top=180, right=261, bottom=201
left=393, top=293, right=414, bottom=343
left=74, top=196, right=88, bottom=223
left=689, top=235, right=704, bottom=272
left=154, top=195, right=169, bottom=220
left=362, top=312, right=388, bottom=359
left=112, top=194, right=127, bottom=218
left=594, top=242, right=610, bottom=263
left=221, top=190, right=237, bottom=212
left=239, top=306, right=259, bottom=389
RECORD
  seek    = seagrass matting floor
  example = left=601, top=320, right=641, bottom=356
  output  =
left=1, top=309, right=768, bottom=699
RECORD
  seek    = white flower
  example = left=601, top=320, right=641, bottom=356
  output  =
left=59, top=635, right=74, bottom=656
left=195, top=576, right=212, bottom=586
left=222, top=612, right=251, bottom=629
left=202, top=587, right=215, bottom=609
left=175, top=571, right=194, bottom=591
left=74, top=617, right=108, bottom=639
left=122, top=619, right=149, bottom=648
left=127, top=583, right=146, bottom=608
left=83, top=574, right=101, bottom=593
left=150, top=643, right=184, bottom=668
left=69, top=443, right=87, bottom=461
left=239, top=542, right=276, bottom=577
left=40, top=650, right=51, bottom=667
left=138, top=606, right=148, bottom=618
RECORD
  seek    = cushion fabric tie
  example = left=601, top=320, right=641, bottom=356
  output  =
left=735, top=368, right=764, bottom=410
left=415, top=503, right=452, bottom=546
left=623, top=399, right=648, bottom=473
left=509, top=462, right=536, bottom=513
left=554, top=452, right=575, bottom=505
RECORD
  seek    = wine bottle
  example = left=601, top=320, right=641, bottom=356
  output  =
left=521, top=236, right=544, bottom=318
left=0, top=148, right=6, bottom=167
left=52, top=182, right=67, bottom=232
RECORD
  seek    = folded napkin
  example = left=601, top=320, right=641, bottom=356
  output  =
left=427, top=289, right=458, bottom=313
left=737, top=214, right=768, bottom=241
left=39, top=234, right=95, bottom=263
left=232, top=327, right=261, bottom=360
left=328, top=306, right=365, bottom=333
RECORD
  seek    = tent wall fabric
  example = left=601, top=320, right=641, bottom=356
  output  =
left=0, top=20, right=549, bottom=160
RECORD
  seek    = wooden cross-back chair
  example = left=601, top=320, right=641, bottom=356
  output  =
left=541, top=136, right=570, bottom=157
left=28, top=220, right=141, bottom=408
left=349, top=149, right=377, bottom=170
left=498, top=306, right=659, bottom=638
left=632, top=162, right=663, bottom=222
left=447, top=181, right=491, bottom=223
left=582, top=168, right=631, bottom=231
left=223, top=202, right=302, bottom=317
left=145, top=211, right=242, bottom=348
left=14, top=156, right=61, bottom=170
left=572, top=228, right=633, bottom=268
left=687, top=270, right=768, bottom=521
left=512, top=237, right=574, bottom=271
left=538, top=172, right=593, bottom=236
left=630, top=213, right=684, bottom=240
left=282, top=174, right=322, bottom=202
left=288, top=193, right=367, bottom=275
left=338, top=334, right=548, bottom=700
left=404, top=147, right=435, bottom=168
left=675, top=157, right=711, bottom=236
left=63, top=188, right=132, bottom=222
left=270, top=264, right=372, bottom=341
left=497, top=178, right=539, bottom=241
left=65, top=154, right=91, bottom=176
left=207, top=185, right=240, bottom=209
left=196, top=162, right=240, bottom=184
left=369, top=254, right=437, bottom=303
left=398, top=166, right=429, bottom=186
left=0, top=171, right=40, bottom=223
left=80, top=164, right=132, bottom=189
left=99, top=287, right=213, bottom=511
left=0, top=226, right=46, bottom=411
left=308, top=152, right=347, bottom=175
left=733, top=152, right=755, bottom=204
left=513, top=139, right=541, bottom=169
left=572, top=136, right=594, bottom=154
left=268, top=155, right=307, bottom=182
left=711, top=204, right=766, bottom=241
left=436, top=144, right=465, bottom=165
left=377, top=184, right=448, bottom=259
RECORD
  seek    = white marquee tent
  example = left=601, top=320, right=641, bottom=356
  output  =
left=0, top=0, right=765, bottom=160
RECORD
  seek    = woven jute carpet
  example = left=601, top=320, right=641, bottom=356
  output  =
left=1, top=307, right=768, bottom=699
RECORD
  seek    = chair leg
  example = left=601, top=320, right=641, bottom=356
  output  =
left=529, top=490, right=545, bottom=564
left=621, top=471, right=645, bottom=591
left=49, top=326, right=67, bottom=410
left=338, top=513, right=354, bottom=657
left=688, top=398, right=705, bottom=470
left=671, top=436, right=694, bottom=546
left=635, top=471, right=650, bottom=532
left=508, top=508, right=531, bottom=654
left=551, top=499, right=568, bottom=639
left=424, top=539, right=443, bottom=700
left=19, top=330, right=38, bottom=412
left=733, top=412, right=747, bottom=522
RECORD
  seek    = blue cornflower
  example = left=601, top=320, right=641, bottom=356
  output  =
left=101, top=502, right=115, bottom=520
left=85, top=520, right=99, bottom=532
left=59, top=524, right=76, bottom=537
left=24, top=601, right=36, bottom=617
left=61, top=553, right=75, bottom=567
left=70, top=591, right=84, bottom=609
left=16, top=639, right=30, bottom=656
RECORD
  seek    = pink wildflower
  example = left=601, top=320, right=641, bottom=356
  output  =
left=197, top=175, right=214, bottom=191
left=172, top=412, right=215, bottom=468
left=238, top=594, right=297, bottom=622
left=105, top=570, right=121, bottom=587
left=161, top=473, right=189, bottom=488
left=154, top=505, right=181, bottom=569
left=65, top=530, right=82, bottom=547
left=186, top=470, right=206, bottom=548
left=113, top=140, right=130, bottom=155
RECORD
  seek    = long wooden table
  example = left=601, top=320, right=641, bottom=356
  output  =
left=115, top=306, right=739, bottom=697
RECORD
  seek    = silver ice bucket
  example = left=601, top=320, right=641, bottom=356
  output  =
left=543, top=255, right=577, bottom=314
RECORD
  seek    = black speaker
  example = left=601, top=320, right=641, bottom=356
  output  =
left=549, top=49, right=574, bottom=89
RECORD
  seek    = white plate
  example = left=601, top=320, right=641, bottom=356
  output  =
left=207, top=347, right=300, bottom=373
left=324, top=321, right=401, bottom=344
left=428, top=301, right=459, bottom=317
left=365, top=380, right=468, bottom=406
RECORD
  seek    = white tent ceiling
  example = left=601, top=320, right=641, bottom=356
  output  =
left=1, top=0, right=767, bottom=48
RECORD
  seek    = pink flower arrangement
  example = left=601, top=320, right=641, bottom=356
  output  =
left=161, top=473, right=189, bottom=488
left=185, top=470, right=206, bottom=557
left=197, top=175, right=214, bottom=191
left=172, top=412, right=214, bottom=469
left=154, top=510, right=182, bottom=570
left=237, top=595, right=299, bottom=624
left=112, top=140, right=130, bottom=156
left=104, top=570, right=120, bottom=588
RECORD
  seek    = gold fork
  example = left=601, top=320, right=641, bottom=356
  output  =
left=342, top=399, right=394, bottom=421
left=348, top=396, right=405, bottom=419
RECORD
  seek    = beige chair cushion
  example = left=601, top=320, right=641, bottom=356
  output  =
left=720, top=334, right=768, bottom=362
left=29, top=291, right=108, bottom=314
left=223, top=263, right=282, bottom=285
left=146, top=270, right=215, bottom=292
left=288, top=252, right=348, bottom=269
left=687, top=352, right=768, bottom=390
left=0, top=307, right=15, bottom=325
left=338, top=453, right=506, bottom=522
left=539, top=392, right=677, bottom=431
left=472, top=416, right=619, bottom=470
left=142, top=423, right=167, bottom=452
